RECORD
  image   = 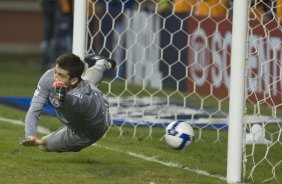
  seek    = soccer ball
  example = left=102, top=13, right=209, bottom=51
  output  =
left=165, top=121, right=194, bottom=150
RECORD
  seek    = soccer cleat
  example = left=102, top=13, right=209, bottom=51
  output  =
left=84, top=53, right=116, bottom=70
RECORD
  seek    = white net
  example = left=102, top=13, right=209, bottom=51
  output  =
left=244, top=0, right=282, bottom=183
left=85, top=0, right=282, bottom=183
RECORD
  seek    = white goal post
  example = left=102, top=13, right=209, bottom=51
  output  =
left=227, top=0, right=248, bottom=183
left=72, top=0, right=282, bottom=183
left=72, top=0, right=87, bottom=59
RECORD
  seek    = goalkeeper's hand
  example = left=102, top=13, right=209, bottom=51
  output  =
left=53, top=81, right=67, bottom=102
left=20, top=136, right=43, bottom=146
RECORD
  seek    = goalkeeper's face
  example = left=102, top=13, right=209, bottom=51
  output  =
left=54, top=65, right=78, bottom=88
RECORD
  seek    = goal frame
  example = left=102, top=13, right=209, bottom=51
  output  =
left=226, top=0, right=249, bottom=183
left=72, top=0, right=251, bottom=183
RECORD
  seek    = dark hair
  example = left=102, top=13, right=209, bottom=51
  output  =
left=56, top=53, right=85, bottom=80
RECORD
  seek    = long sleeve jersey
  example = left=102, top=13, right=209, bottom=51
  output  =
left=25, top=68, right=111, bottom=138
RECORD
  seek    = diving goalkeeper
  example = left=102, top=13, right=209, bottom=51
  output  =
left=20, top=53, right=116, bottom=152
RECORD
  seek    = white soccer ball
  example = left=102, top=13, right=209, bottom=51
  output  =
left=165, top=121, right=194, bottom=150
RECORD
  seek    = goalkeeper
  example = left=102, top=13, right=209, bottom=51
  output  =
left=20, top=53, right=116, bottom=152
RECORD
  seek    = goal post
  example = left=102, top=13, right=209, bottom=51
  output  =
left=72, top=0, right=87, bottom=59
left=227, top=0, right=249, bottom=183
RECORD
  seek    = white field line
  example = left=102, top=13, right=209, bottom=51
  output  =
left=0, top=116, right=51, bottom=135
left=0, top=116, right=226, bottom=182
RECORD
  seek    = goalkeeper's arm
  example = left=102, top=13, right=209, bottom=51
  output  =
left=24, top=70, right=52, bottom=138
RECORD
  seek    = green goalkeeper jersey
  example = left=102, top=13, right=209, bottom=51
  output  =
left=25, top=68, right=111, bottom=138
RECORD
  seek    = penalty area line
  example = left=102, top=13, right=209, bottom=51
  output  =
left=93, top=144, right=227, bottom=182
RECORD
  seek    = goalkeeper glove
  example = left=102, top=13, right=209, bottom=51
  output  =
left=53, top=82, right=67, bottom=102
left=20, top=136, right=43, bottom=146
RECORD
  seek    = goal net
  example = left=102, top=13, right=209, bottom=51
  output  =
left=83, top=0, right=282, bottom=183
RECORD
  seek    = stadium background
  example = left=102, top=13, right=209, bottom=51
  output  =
left=0, top=1, right=43, bottom=54
left=1, top=0, right=281, bottom=104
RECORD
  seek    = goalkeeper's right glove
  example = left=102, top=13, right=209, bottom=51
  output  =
left=53, top=82, right=67, bottom=102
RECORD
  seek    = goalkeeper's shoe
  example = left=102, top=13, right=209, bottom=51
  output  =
left=20, top=136, right=42, bottom=146
left=84, top=53, right=116, bottom=70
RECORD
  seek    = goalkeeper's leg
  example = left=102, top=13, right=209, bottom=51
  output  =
left=38, top=125, right=109, bottom=152
left=82, top=53, right=116, bottom=86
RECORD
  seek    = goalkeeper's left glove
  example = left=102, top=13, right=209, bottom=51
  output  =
left=53, top=82, right=67, bottom=102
